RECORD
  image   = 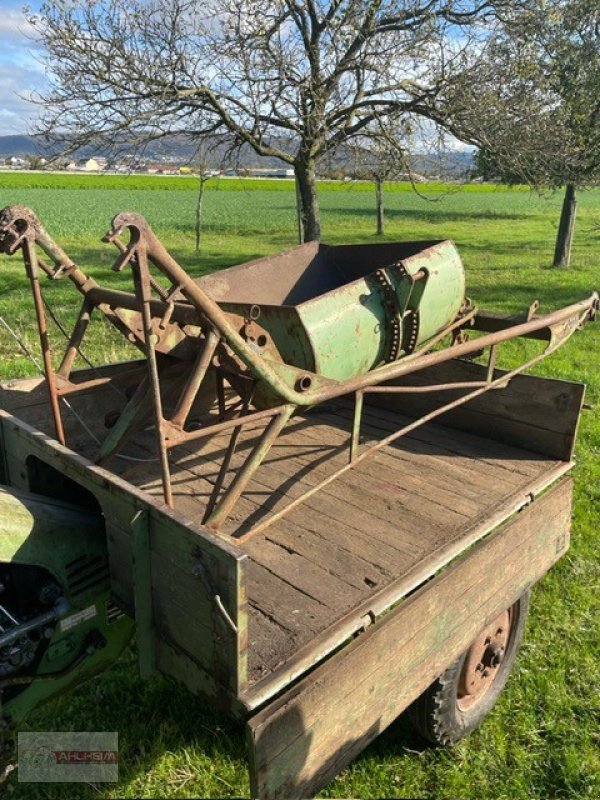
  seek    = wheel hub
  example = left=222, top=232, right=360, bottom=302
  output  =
left=456, top=608, right=511, bottom=711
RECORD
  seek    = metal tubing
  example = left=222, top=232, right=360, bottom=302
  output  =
left=216, top=370, right=227, bottom=420
left=86, top=287, right=201, bottom=326
left=486, top=344, right=498, bottom=383
left=96, top=376, right=150, bottom=463
left=106, top=215, right=600, bottom=405
left=202, top=384, right=256, bottom=523
left=202, top=425, right=244, bottom=525
left=363, top=381, right=491, bottom=393
left=5, top=208, right=596, bottom=412
left=133, top=247, right=173, bottom=508
left=321, top=296, right=596, bottom=401
left=22, top=240, right=65, bottom=445
left=57, top=297, right=94, bottom=378
left=350, top=391, right=363, bottom=463
left=205, top=404, right=294, bottom=529
left=164, top=404, right=286, bottom=449
left=171, top=328, right=219, bottom=429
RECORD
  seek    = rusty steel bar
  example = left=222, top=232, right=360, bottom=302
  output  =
left=362, top=380, right=492, bottom=393
left=216, top=371, right=227, bottom=420
left=204, top=404, right=295, bottom=530
left=486, top=343, right=498, bottom=383
left=202, top=384, right=257, bottom=524
left=57, top=297, right=95, bottom=378
left=331, top=294, right=597, bottom=400
left=22, top=239, right=65, bottom=446
left=171, top=328, right=220, bottom=429
left=236, top=315, right=588, bottom=544
left=3, top=207, right=596, bottom=417
left=133, top=246, right=173, bottom=508
left=164, top=404, right=289, bottom=449
left=86, top=287, right=201, bottom=326
left=203, top=425, right=244, bottom=525
left=350, top=391, right=363, bottom=463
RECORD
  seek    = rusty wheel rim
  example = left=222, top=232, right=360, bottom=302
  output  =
left=456, top=608, right=512, bottom=712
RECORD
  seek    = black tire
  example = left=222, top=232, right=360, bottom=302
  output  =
left=407, top=590, right=530, bottom=745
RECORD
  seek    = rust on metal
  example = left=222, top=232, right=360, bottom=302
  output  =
left=0, top=204, right=597, bottom=528
left=457, top=608, right=511, bottom=710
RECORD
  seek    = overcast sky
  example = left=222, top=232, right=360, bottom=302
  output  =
left=0, top=2, right=45, bottom=136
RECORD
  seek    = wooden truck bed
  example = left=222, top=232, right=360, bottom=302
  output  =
left=105, top=401, right=569, bottom=686
left=0, top=357, right=578, bottom=699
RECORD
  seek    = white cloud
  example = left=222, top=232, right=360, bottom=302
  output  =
left=0, top=5, right=45, bottom=135
left=0, top=8, right=35, bottom=39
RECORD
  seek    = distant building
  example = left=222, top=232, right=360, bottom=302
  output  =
left=246, top=167, right=294, bottom=179
left=84, top=157, right=107, bottom=172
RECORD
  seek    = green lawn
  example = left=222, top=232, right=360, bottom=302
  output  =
left=0, top=176, right=598, bottom=799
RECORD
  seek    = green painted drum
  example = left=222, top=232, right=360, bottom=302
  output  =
left=205, top=239, right=466, bottom=384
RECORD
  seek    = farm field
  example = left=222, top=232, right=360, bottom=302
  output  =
left=0, top=174, right=598, bottom=799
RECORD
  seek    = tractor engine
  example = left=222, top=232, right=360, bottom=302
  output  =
left=0, top=487, right=133, bottom=727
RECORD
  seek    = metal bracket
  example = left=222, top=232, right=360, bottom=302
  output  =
left=373, top=268, right=402, bottom=362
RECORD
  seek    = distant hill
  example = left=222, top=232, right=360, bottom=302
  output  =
left=0, top=134, right=201, bottom=161
left=0, top=133, right=473, bottom=177
left=0, top=135, right=45, bottom=157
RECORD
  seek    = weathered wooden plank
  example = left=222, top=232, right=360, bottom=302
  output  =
left=247, top=478, right=572, bottom=800
left=248, top=606, right=301, bottom=684
left=297, top=410, right=529, bottom=490
left=264, top=434, right=479, bottom=527
left=168, top=423, right=432, bottom=555
left=247, top=560, right=336, bottom=635
left=324, top=405, right=546, bottom=479
left=245, top=539, right=364, bottom=610
left=109, top=402, right=566, bottom=694
left=262, top=523, right=389, bottom=592
left=283, top=439, right=482, bottom=517
left=261, top=440, right=472, bottom=528
left=364, top=360, right=585, bottom=461
left=243, top=460, right=571, bottom=701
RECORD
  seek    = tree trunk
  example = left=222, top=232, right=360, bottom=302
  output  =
left=375, top=178, right=384, bottom=235
left=295, top=174, right=304, bottom=245
left=195, top=177, right=206, bottom=252
left=553, top=184, right=577, bottom=268
left=295, top=160, right=321, bottom=242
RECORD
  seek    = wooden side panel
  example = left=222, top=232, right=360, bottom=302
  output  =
left=247, top=478, right=573, bottom=800
left=365, top=360, right=585, bottom=461
left=0, top=411, right=248, bottom=709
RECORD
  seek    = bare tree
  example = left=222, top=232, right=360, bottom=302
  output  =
left=194, top=165, right=214, bottom=252
left=31, top=0, right=523, bottom=242
left=443, top=0, right=600, bottom=267
left=345, top=118, right=412, bottom=235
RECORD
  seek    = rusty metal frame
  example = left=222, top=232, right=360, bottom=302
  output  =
left=1, top=205, right=597, bottom=532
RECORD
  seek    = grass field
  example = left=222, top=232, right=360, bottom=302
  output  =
left=0, top=174, right=598, bottom=799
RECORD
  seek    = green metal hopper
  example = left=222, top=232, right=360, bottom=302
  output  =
left=198, top=239, right=466, bottom=382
